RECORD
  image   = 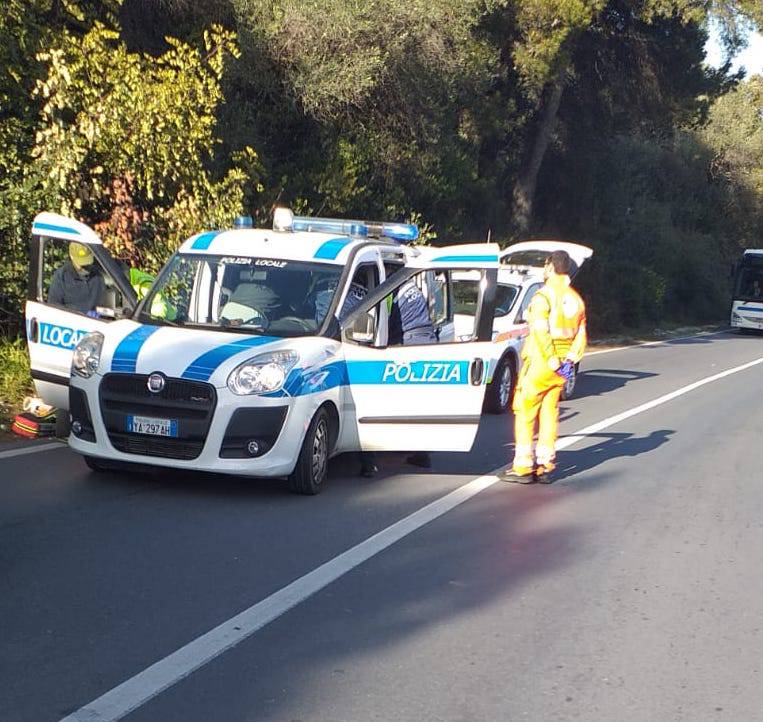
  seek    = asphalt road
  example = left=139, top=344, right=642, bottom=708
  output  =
left=2, top=330, right=763, bottom=722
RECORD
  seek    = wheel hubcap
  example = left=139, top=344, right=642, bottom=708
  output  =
left=499, top=365, right=512, bottom=408
left=311, top=419, right=328, bottom=484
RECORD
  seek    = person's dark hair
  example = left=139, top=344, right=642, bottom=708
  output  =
left=549, top=250, right=571, bottom=275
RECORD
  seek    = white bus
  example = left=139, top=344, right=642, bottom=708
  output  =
left=731, top=249, right=763, bottom=332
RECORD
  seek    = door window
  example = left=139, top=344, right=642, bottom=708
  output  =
left=516, top=283, right=543, bottom=323
left=345, top=268, right=493, bottom=347
left=454, top=280, right=519, bottom=319
left=40, top=238, right=125, bottom=319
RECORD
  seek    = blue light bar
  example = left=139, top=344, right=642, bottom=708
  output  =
left=291, top=215, right=419, bottom=243
left=234, top=215, right=253, bottom=229
left=375, top=222, right=419, bottom=243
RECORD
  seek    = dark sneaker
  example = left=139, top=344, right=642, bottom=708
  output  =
left=535, top=467, right=554, bottom=484
left=498, top=468, right=535, bottom=484
left=406, top=452, right=432, bottom=469
left=360, top=462, right=379, bottom=478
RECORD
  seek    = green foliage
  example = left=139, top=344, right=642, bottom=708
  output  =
left=30, top=23, right=259, bottom=270
left=0, top=336, right=32, bottom=429
left=699, top=75, right=763, bottom=247
left=537, top=131, right=738, bottom=332
left=1, top=0, right=762, bottom=340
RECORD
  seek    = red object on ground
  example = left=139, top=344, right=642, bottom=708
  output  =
left=11, top=412, right=55, bottom=438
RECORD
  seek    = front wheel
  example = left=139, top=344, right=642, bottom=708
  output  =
left=288, top=408, right=331, bottom=495
left=485, top=355, right=515, bottom=414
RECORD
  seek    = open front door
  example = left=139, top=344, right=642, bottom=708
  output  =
left=25, top=212, right=136, bottom=409
left=340, top=244, right=499, bottom=452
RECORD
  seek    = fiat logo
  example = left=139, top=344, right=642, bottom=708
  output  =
left=147, top=373, right=166, bottom=394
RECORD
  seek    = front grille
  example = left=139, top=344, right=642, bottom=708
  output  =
left=99, top=373, right=216, bottom=461
left=108, top=433, right=204, bottom=461
left=101, top=374, right=215, bottom=404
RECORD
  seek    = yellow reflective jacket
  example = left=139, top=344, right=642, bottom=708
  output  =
left=522, top=274, right=587, bottom=371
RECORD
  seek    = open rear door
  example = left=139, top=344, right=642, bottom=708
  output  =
left=26, top=212, right=136, bottom=409
left=500, top=240, right=593, bottom=278
left=340, top=244, right=499, bottom=452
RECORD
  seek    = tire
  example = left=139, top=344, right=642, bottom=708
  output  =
left=485, top=354, right=515, bottom=415
left=288, top=407, right=331, bottom=495
left=560, top=363, right=579, bottom=401
left=55, top=412, right=71, bottom=439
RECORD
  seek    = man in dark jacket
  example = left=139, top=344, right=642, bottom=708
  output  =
left=388, top=277, right=437, bottom=345
left=48, top=242, right=104, bottom=314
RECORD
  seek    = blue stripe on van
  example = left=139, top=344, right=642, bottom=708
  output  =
left=181, top=336, right=278, bottom=381
left=32, top=222, right=81, bottom=236
left=111, top=326, right=160, bottom=373
left=191, top=231, right=220, bottom=250
left=314, top=238, right=352, bottom=260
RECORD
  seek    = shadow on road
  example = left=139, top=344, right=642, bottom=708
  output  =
left=553, top=429, right=674, bottom=483
left=575, top=368, right=658, bottom=400
left=133, top=481, right=585, bottom=722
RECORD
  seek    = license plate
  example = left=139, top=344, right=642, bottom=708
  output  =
left=126, top=415, right=178, bottom=437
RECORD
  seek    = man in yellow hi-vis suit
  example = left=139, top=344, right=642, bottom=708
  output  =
left=501, top=250, right=587, bottom=484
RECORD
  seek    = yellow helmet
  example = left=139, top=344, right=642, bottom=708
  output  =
left=69, top=242, right=94, bottom=269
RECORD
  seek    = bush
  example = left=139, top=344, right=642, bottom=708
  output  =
left=0, top=336, right=32, bottom=432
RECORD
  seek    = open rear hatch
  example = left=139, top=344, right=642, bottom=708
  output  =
left=500, top=240, right=593, bottom=278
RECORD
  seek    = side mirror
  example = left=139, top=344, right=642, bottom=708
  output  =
left=95, top=306, right=116, bottom=319
left=343, top=309, right=376, bottom=345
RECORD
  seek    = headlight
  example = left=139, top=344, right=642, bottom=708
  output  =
left=71, top=332, right=104, bottom=378
left=227, top=350, right=299, bottom=395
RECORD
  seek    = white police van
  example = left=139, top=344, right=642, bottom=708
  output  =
left=454, top=240, right=593, bottom=412
left=26, top=210, right=502, bottom=493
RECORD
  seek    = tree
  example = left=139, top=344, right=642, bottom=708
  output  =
left=227, top=0, right=509, bottom=234
left=30, top=23, right=260, bottom=269
left=699, top=75, right=763, bottom=249
left=506, top=0, right=762, bottom=236
left=0, top=0, right=120, bottom=332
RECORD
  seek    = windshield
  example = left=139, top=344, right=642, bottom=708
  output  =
left=734, top=259, right=763, bottom=302
left=139, top=254, right=343, bottom=336
left=502, top=250, right=580, bottom=277
left=453, top=280, right=520, bottom=318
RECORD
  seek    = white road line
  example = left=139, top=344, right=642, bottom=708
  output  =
left=0, top=441, right=63, bottom=460
left=555, top=355, right=763, bottom=450
left=0, top=332, right=731, bottom=463
left=60, top=354, right=763, bottom=722
left=586, top=328, right=730, bottom=356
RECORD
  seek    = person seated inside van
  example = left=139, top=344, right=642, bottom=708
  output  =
left=48, top=242, right=105, bottom=315
left=219, top=267, right=299, bottom=327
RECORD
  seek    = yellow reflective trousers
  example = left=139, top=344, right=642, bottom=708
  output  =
left=512, top=364, right=565, bottom=474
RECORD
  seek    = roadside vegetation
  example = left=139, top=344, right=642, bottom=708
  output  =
left=0, top=0, right=762, bottom=427
left=0, top=336, right=32, bottom=433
